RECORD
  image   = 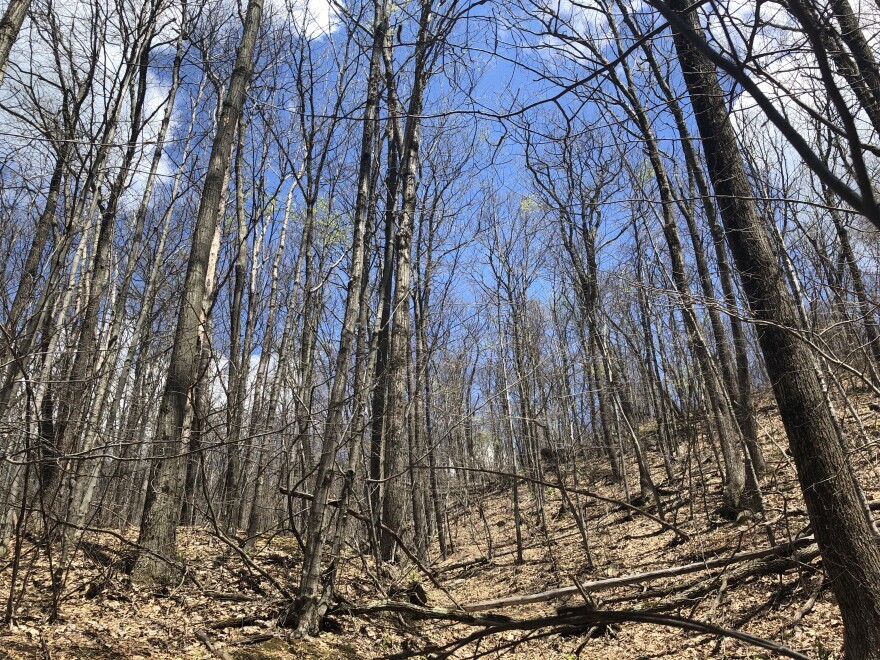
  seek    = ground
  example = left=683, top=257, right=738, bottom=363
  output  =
left=1, top=389, right=876, bottom=659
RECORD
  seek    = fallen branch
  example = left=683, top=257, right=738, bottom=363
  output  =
left=597, top=549, right=819, bottom=612
left=199, top=468, right=292, bottom=600
left=195, top=629, right=233, bottom=660
left=333, top=600, right=809, bottom=660
left=204, top=590, right=262, bottom=602
left=648, top=551, right=820, bottom=613
left=435, top=556, right=491, bottom=574
left=780, top=579, right=827, bottom=632
left=232, top=634, right=275, bottom=646
left=461, top=536, right=817, bottom=611
left=334, top=600, right=514, bottom=625
left=209, top=615, right=263, bottom=630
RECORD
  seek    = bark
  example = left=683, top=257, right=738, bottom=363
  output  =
left=669, top=3, right=880, bottom=655
left=293, top=0, right=387, bottom=633
left=380, top=0, right=433, bottom=560
left=222, top=124, right=250, bottom=531
left=495, top=300, right=524, bottom=565
left=627, top=106, right=752, bottom=512
left=103, top=37, right=192, bottom=523
left=132, top=0, right=263, bottom=584
left=367, top=122, right=397, bottom=541
left=522, top=125, right=622, bottom=482
left=313, top=228, right=376, bottom=617
left=633, top=223, right=676, bottom=480
left=413, top=220, right=446, bottom=556
left=0, top=0, right=29, bottom=84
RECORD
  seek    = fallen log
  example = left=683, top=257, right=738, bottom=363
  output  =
left=462, top=536, right=817, bottom=611
left=333, top=600, right=809, bottom=659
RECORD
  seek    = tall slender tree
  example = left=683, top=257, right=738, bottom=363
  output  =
left=132, top=0, right=264, bottom=583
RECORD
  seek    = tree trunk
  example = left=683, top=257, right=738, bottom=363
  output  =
left=669, top=3, right=880, bottom=654
left=132, top=0, right=263, bottom=584
left=0, top=0, right=29, bottom=84
left=293, top=0, right=387, bottom=633
left=380, top=0, right=432, bottom=560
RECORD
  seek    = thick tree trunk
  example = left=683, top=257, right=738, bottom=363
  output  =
left=669, top=3, right=880, bottom=655
left=380, top=0, right=432, bottom=560
left=368, top=78, right=400, bottom=548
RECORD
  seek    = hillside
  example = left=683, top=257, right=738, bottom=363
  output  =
left=2, top=391, right=873, bottom=659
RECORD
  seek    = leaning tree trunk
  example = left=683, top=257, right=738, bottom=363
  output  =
left=619, top=0, right=763, bottom=474
left=667, top=2, right=880, bottom=655
left=55, top=35, right=156, bottom=531
left=591, top=21, right=759, bottom=512
left=131, top=0, right=263, bottom=584
left=0, top=51, right=96, bottom=422
left=825, top=189, right=880, bottom=382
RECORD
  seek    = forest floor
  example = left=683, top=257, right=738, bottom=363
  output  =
left=2, top=389, right=878, bottom=659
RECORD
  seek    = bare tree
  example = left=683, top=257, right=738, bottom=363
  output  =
left=666, top=0, right=880, bottom=653
left=132, top=0, right=264, bottom=584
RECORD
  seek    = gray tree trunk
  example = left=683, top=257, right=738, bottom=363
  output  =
left=132, top=0, right=263, bottom=584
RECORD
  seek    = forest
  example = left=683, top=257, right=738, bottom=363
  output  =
left=0, top=0, right=879, bottom=656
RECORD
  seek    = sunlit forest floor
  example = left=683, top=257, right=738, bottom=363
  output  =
left=3, top=389, right=877, bottom=659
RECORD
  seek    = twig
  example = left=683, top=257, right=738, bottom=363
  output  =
left=419, top=465, right=691, bottom=541
left=280, top=488, right=463, bottom=610
left=780, top=580, right=827, bottom=632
